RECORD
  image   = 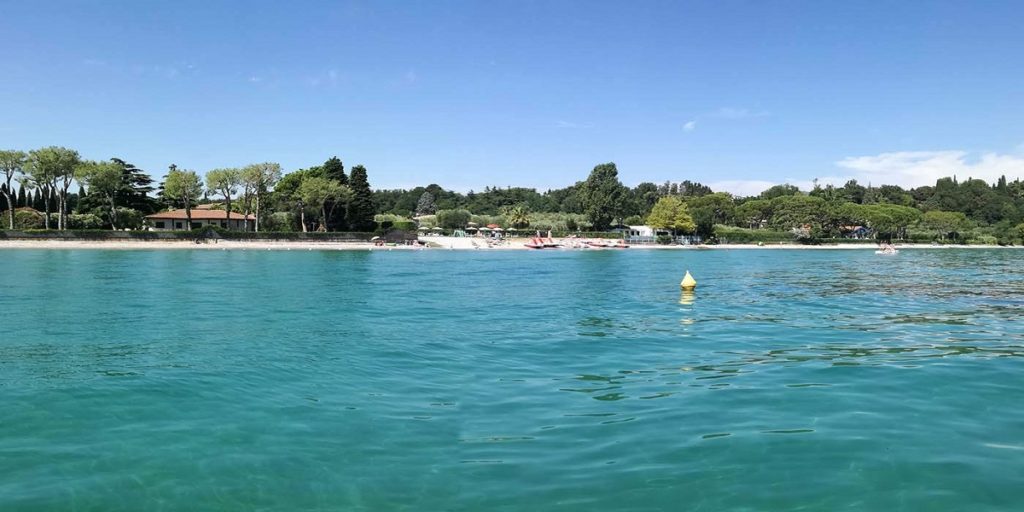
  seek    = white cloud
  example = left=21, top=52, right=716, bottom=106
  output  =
left=707, top=180, right=779, bottom=197
left=712, top=107, right=769, bottom=120
left=834, top=150, right=1024, bottom=188
left=248, top=76, right=262, bottom=83
left=712, top=149, right=1024, bottom=198
left=683, top=120, right=697, bottom=132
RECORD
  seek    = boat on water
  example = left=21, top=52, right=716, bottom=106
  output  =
left=875, top=243, right=899, bottom=255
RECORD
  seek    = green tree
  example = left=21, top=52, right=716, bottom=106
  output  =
left=163, top=168, right=204, bottom=228
left=769, top=195, right=826, bottom=231
left=415, top=192, right=437, bottom=216
left=26, top=146, right=80, bottom=229
left=436, top=209, right=472, bottom=230
left=76, top=160, right=125, bottom=229
left=579, top=162, right=626, bottom=230
left=241, top=162, right=282, bottom=232
left=759, top=184, right=801, bottom=200
left=347, top=165, right=375, bottom=231
left=321, top=156, right=347, bottom=185
left=646, top=196, right=695, bottom=235
left=206, top=168, right=242, bottom=228
left=687, top=192, right=735, bottom=228
left=299, top=177, right=352, bottom=232
left=735, top=199, right=772, bottom=229
left=112, top=158, right=159, bottom=214
left=0, top=150, right=28, bottom=229
left=502, top=204, right=531, bottom=229
left=921, top=210, right=968, bottom=241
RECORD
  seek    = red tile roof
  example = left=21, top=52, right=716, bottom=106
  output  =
left=146, top=209, right=255, bottom=221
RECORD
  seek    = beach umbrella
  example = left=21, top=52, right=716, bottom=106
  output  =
left=432, top=226, right=443, bottom=231
left=418, top=226, right=429, bottom=231
left=467, top=222, right=479, bottom=227
left=507, top=227, right=518, bottom=231
left=493, top=227, right=504, bottom=232
left=466, top=226, right=478, bottom=231
left=479, top=227, right=492, bottom=232
left=371, top=236, right=381, bottom=241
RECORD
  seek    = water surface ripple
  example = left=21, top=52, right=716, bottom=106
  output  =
left=2, top=249, right=1023, bottom=510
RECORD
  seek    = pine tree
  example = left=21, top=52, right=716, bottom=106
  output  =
left=18, top=186, right=27, bottom=208
left=347, top=165, right=375, bottom=231
left=322, top=157, right=348, bottom=229
left=322, top=157, right=347, bottom=185
left=111, top=158, right=159, bottom=214
left=416, top=192, right=436, bottom=216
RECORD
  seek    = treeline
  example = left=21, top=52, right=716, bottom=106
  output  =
left=0, top=148, right=376, bottom=233
left=3, top=147, right=1024, bottom=243
left=375, top=162, right=1024, bottom=243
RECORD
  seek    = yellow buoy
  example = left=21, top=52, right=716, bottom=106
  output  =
left=680, top=270, right=697, bottom=291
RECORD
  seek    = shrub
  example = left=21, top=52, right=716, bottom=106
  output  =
left=68, top=213, right=105, bottom=230
left=436, top=209, right=472, bottom=229
left=261, top=212, right=294, bottom=232
left=714, top=225, right=791, bottom=243
left=14, top=209, right=44, bottom=229
left=392, top=220, right=416, bottom=231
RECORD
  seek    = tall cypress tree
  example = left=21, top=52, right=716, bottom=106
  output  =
left=322, top=157, right=347, bottom=185
left=347, top=165, right=375, bottom=231
left=18, top=186, right=27, bottom=208
left=322, top=157, right=348, bottom=230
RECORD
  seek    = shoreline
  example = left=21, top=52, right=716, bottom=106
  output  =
left=0, top=238, right=1018, bottom=251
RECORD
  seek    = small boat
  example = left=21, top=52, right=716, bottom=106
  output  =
left=875, top=249, right=898, bottom=255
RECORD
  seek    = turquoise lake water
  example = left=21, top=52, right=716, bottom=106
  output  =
left=2, top=248, right=1023, bottom=511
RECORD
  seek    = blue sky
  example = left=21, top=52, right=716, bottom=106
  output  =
left=4, top=0, right=1023, bottom=195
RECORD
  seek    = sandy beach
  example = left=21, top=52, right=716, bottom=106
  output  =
left=0, top=236, right=1017, bottom=251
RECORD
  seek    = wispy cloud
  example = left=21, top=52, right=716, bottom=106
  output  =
left=711, top=107, right=770, bottom=120
left=248, top=75, right=262, bottom=83
left=680, top=107, right=767, bottom=136
left=707, top=180, right=779, bottom=197
left=404, top=69, right=418, bottom=84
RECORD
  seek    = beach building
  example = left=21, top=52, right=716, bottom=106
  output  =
left=624, top=225, right=656, bottom=244
left=145, top=209, right=255, bottom=231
